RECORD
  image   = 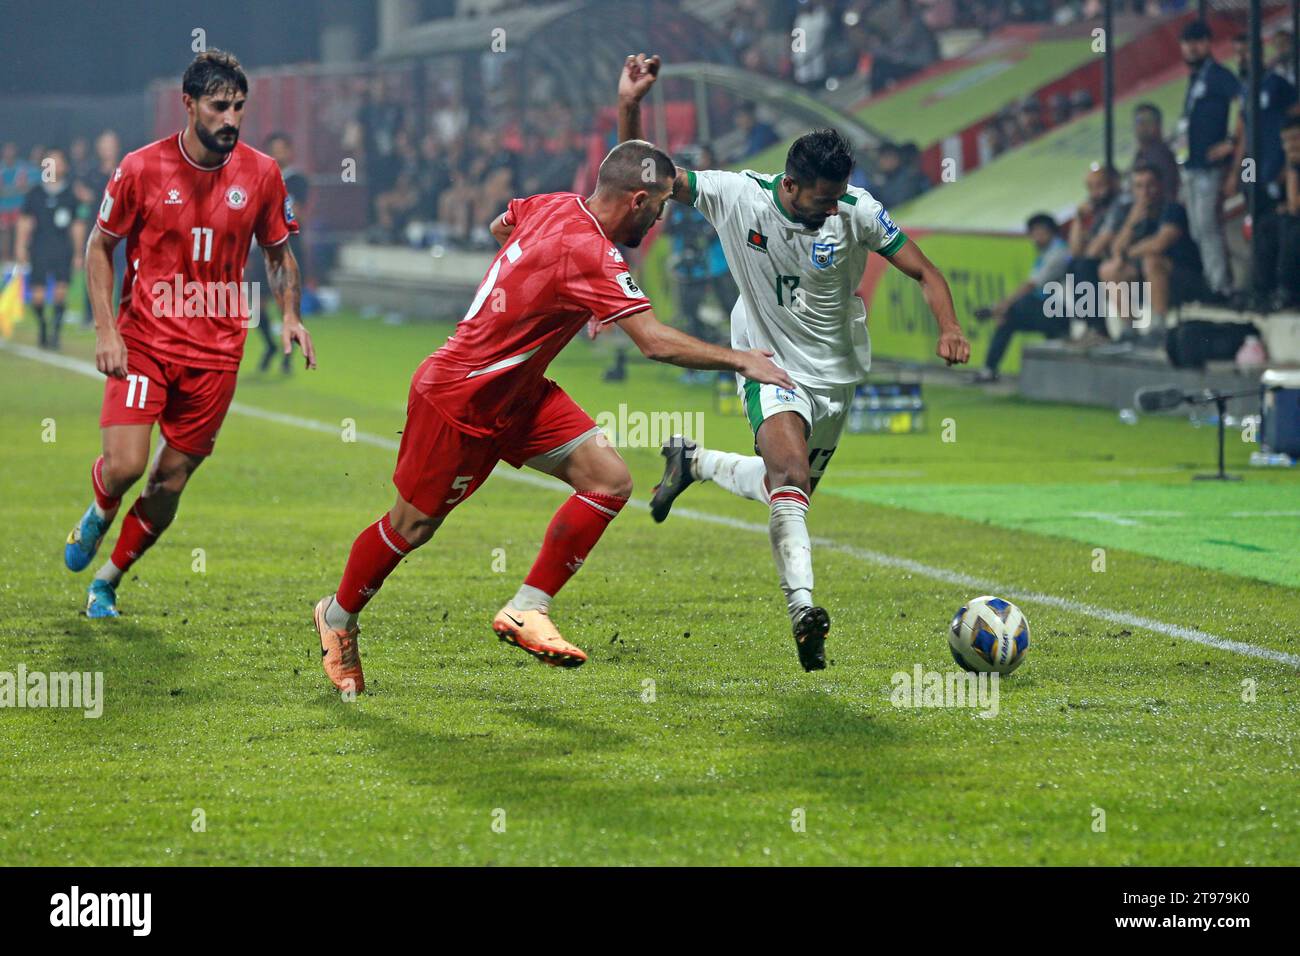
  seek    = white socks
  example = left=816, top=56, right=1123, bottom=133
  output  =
left=768, top=486, right=813, bottom=622
left=93, top=559, right=124, bottom=587
left=510, top=584, right=552, bottom=612
left=324, top=594, right=359, bottom=631
left=693, top=448, right=770, bottom=504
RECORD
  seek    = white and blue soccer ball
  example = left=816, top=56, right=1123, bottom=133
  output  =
left=948, top=596, right=1030, bottom=675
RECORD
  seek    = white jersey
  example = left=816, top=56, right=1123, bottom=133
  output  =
left=686, top=168, right=907, bottom=388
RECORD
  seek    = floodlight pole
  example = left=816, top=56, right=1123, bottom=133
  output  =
left=1103, top=0, right=1114, bottom=173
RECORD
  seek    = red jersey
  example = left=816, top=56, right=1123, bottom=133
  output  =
left=96, top=132, right=297, bottom=372
left=415, top=192, right=652, bottom=436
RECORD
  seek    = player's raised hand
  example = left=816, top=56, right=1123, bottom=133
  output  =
left=95, top=326, right=129, bottom=379
left=738, top=349, right=796, bottom=390
left=282, top=315, right=317, bottom=370
left=619, top=53, right=661, bottom=102
left=937, top=328, right=971, bottom=366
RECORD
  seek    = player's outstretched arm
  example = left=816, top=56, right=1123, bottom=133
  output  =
left=262, top=240, right=316, bottom=370
left=85, top=225, right=128, bottom=378
left=885, top=239, right=971, bottom=366
left=616, top=308, right=795, bottom=388
left=617, top=54, right=693, bottom=204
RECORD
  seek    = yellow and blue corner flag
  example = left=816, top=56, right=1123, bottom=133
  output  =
left=0, top=266, right=26, bottom=339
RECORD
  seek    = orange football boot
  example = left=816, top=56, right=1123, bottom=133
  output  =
left=492, top=605, right=588, bottom=668
left=314, top=596, right=366, bottom=693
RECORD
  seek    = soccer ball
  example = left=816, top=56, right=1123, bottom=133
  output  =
left=948, top=596, right=1030, bottom=675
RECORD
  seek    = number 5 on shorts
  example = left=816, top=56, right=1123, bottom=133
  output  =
left=445, top=475, right=473, bottom=504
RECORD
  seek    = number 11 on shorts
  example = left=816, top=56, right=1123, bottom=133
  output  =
left=124, top=373, right=149, bottom=409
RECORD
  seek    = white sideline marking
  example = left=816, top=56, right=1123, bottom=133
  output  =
left=5, top=340, right=1298, bottom=669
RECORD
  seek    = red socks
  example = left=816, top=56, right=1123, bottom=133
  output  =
left=335, top=513, right=412, bottom=615
left=92, top=456, right=121, bottom=513
left=523, top=492, right=627, bottom=597
left=109, top=500, right=161, bottom=571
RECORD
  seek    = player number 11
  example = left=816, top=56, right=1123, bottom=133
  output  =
left=191, top=227, right=213, bottom=262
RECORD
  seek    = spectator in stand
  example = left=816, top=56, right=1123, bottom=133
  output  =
left=74, top=129, right=123, bottom=327
left=792, top=0, right=831, bottom=88
left=1066, top=163, right=1122, bottom=339
left=1225, top=32, right=1297, bottom=307
left=731, top=105, right=780, bottom=162
left=1132, top=103, right=1180, bottom=202
left=1255, top=115, right=1300, bottom=309
left=1100, top=163, right=1206, bottom=343
left=863, top=0, right=941, bottom=91
left=971, top=212, right=1071, bottom=382
left=869, top=142, right=930, bottom=208
left=1177, top=19, right=1238, bottom=297
left=1018, top=97, right=1045, bottom=139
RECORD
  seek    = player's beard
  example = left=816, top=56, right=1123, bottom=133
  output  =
left=197, top=122, right=240, bottom=155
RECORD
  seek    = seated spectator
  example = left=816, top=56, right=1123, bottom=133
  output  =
left=1099, top=163, right=1206, bottom=342
left=1132, top=103, right=1180, bottom=202
left=731, top=105, right=779, bottom=162
left=1066, top=163, right=1122, bottom=339
left=1255, top=115, right=1300, bottom=309
left=869, top=142, right=930, bottom=208
left=971, top=212, right=1071, bottom=382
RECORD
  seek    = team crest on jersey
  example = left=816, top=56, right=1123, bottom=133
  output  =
left=225, top=185, right=248, bottom=210
left=746, top=228, right=768, bottom=253
left=811, top=241, right=835, bottom=269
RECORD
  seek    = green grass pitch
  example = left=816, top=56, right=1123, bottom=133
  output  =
left=0, top=314, right=1296, bottom=865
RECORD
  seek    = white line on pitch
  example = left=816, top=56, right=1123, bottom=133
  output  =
left=5, top=340, right=1297, bottom=669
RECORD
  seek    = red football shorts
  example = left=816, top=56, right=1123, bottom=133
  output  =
left=393, top=377, right=599, bottom=518
left=99, top=346, right=238, bottom=458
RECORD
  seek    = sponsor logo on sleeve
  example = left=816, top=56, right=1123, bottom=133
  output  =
left=876, top=207, right=898, bottom=237
left=98, top=193, right=114, bottom=220
left=615, top=271, right=644, bottom=299
left=284, top=196, right=295, bottom=224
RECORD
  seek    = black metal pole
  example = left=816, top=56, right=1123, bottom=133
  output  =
left=1249, top=0, right=1263, bottom=291
left=1104, top=0, right=1114, bottom=173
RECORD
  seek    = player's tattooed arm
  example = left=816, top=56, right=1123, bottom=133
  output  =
left=617, top=308, right=795, bottom=389
left=85, top=225, right=129, bottom=378
left=885, top=239, right=971, bottom=366
left=262, top=240, right=317, bottom=370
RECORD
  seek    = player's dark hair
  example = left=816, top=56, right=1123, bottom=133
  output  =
left=786, top=129, right=854, bottom=187
left=595, top=139, right=676, bottom=194
left=1026, top=213, right=1057, bottom=234
left=182, top=49, right=248, bottom=100
left=1134, top=102, right=1162, bottom=124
